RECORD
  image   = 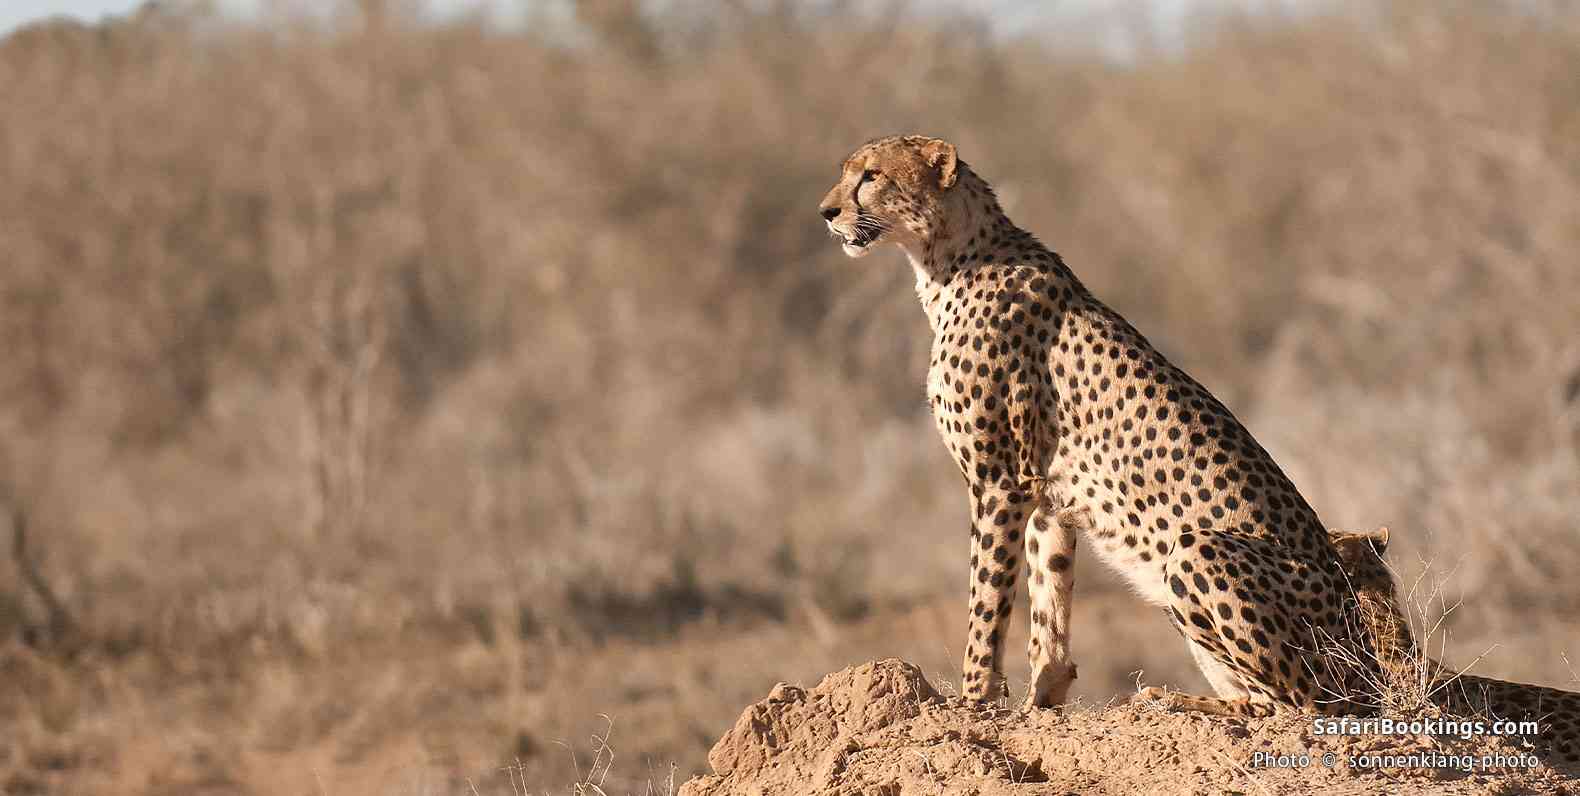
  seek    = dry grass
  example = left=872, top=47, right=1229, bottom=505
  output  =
left=1, top=0, right=1578, bottom=792
left=1322, top=548, right=1483, bottom=721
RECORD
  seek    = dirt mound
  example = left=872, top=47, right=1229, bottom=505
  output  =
left=680, top=659, right=1577, bottom=795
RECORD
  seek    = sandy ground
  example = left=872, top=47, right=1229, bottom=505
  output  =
left=681, top=659, right=1579, bottom=796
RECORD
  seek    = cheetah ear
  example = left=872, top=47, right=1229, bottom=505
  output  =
left=920, top=139, right=958, bottom=190
left=1371, top=526, right=1390, bottom=554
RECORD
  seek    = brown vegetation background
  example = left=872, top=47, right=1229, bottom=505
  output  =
left=2, top=0, right=1578, bottom=792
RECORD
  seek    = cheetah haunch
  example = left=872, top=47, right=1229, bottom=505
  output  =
left=819, top=135, right=1378, bottom=714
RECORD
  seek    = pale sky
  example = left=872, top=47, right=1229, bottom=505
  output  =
left=0, top=1, right=517, bottom=34
left=0, top=1, right=1218, bottom=39
left=1, top=0, right=200, bottom=32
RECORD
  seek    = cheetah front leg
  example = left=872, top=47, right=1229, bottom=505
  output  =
left=961, top=486, right=1032, bottom=702
left=1023, top=497, right=1081, bottom=709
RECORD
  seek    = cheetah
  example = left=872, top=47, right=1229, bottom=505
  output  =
left=818, top=134, right=1380, bottom=714
left=1329, top=527, right=1580, bottom=767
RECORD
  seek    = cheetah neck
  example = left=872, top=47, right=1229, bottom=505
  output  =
left=898, top=192, right=989, bottom=293
left=899, top=168, right=1076, bottom=331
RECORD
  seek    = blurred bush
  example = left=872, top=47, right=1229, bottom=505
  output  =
left=0, top=0, right=1576, bottom=660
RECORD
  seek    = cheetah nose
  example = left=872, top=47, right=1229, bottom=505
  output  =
left=820, top=206, right=841, bottom=221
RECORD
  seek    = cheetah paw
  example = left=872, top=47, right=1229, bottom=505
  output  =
left=1129, top=685, right=1176, bottom=708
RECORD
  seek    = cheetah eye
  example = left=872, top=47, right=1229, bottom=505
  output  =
left=860, top=169, right=879, bottom=183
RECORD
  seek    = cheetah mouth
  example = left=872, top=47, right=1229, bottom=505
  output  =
left=833, top=215, right=886, bottom=255
left=843, top=228, right=878, bottom=248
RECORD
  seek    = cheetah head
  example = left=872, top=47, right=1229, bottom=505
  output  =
left=1328, top=526, right=1393, bottom=596
left=818, top=135, right=959, bottom=259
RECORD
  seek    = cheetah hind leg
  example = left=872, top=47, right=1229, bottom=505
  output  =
left=1150, top=529, right=1339, bottom=720
left=1130, top=641, right=1279, bottom=718
left=1130, top=685, right=1278, bottom=718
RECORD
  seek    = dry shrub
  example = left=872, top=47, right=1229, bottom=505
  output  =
left=0, top=0, right=1575, bottom=682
